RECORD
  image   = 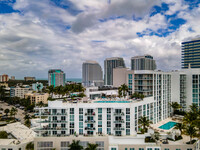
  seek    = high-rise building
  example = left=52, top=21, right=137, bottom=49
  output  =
left=131, top=55, right=156, bottom=70
left=113, top=68, right=134, bottom=95
left=182, top=38, right=200, bottom=69
left=104, top=57, right=126, bottom=85
left=48, top=69, right=65, bottom=87
left=82, top=61, right=103, bottom=87
left=0, top=74, right=9, bottom=82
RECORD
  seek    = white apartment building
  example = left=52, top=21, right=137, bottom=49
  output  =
left=171, top=68, right=200, bottom=110
left=35, top=98, right=154, bottom=137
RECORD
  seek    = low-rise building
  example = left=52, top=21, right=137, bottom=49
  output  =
left=10, top=86, right=31, bottom=99
left=24, top=77, right=36, bottom=81
left=25, top=93, right=49, bottom=104
left=0, top=83, right=8, bottom=88
left=85, top=86, right=118, bottom=99
left=0, top=122, right=36, bottom=150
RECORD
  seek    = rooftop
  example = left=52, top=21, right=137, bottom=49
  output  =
left=0, top=122, right=36, bottom=145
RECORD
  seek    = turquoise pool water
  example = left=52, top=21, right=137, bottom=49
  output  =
left=94, top=101, right=131, bottom=103
left=159, top=121, right=177, bottom=130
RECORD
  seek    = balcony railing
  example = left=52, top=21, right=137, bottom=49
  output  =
left=35, top=112, right=67, bottom=116
left=85, top=120, right=96, bottom=123
left=85, top=127, right=95, bottom=130
left=113, top=127, right=124, bottom=130
left=35, top=127, right=68, bottom=131
left=114, top=112, right=124, bottom=116
left=85, top=112, right=95, bottom=116
left=113, top=120, right=124, bottom=123
left=37, top=120, right=68, bottom=123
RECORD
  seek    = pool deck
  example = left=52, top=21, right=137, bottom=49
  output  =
left=150, top=118, right=180, bottom=133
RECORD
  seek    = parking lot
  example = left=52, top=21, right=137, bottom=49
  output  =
left=0, top=101, right=34, bottom=124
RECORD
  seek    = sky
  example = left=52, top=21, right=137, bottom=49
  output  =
left=0, top=0, right=200, bottom=79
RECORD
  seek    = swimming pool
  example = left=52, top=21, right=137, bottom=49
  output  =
left=94, top=101, right=131, bottom=103
left=159, top=121, right=177, bottom=130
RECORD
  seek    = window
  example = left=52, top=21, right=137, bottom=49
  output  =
left=79, top=115, right=83, bottom=121
left=79, top=122, right=83, bottom=128
left=164, top=149, right=169, bottom=150
left=126, top=115, right=130, bottom=121
left=130, top=148, right=134, bottom=150
left=107, top=128, right=111, bottom=135
left=176, top=149, right=181, bottom=150
left=70, top=122, right=74, bottom=128
left=79, top=108, right=83, bottom=114
left=98, top=114, right=102, bottom=120
left=107, top=108, right=111, bottom=113
left=80, top=141, right=88, bottom=147
left=98, top=121, right=102, bottom=127
left=155, top=148, right=160, bottom=150
left=98, top=108, right=102, bottom=113
left=111, top=148, right=116, bottom=150
left=70, top=108, right=74, bottom=114
left=96, top=141, right=104, bottom=147
left=37, top=142, right=53, bottom=147
left=139, top=148, right=144, bottom=150
left=147, top=148, right=152, bottom=150
left=126, top=108, right=130, bottom=114
left=126, top=129, right=130, bottom=135
left=70, top=115, right=74, bottom=121
left=79, top=129, right=83, bottom=135
left=125, top=148, right=128, bottom=150
left=107, top=121, right=111, bottom=127
left=61, top=141, right=69, bottom=147
left=61, top=116, right=66, bottom=121
left=107, top=114, right=111, bottom=120
left=98, top=128, right=102, bottom=133
left=126, top=122, right=130, bottom=128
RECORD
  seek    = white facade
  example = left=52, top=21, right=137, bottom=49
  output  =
left=85, top=86, right=118, bottom=99
left=10, top=86, right=31, bottom=99
left=35, top=97, right=154, bottom=137
left=171, top=68, right=200, bottom=110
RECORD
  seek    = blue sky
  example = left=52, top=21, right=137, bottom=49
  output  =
left=0, top=0, right=200, bottom=78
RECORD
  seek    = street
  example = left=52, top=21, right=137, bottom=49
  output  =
left=0, top=101, right=33, bottom=124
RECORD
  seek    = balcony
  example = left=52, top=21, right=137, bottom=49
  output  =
left=113, top=120, right=124, bottom=123
left=35, top=127, right=68, bottom=131
left=85, top=127, right=95, bottom=130
left=37, top=120, right=68, bottom=123
left=114, top=112, right=124, bottom=116
left=113, top=127, right=124, bottom=130
left=85, top=120, right=96, bottom=123
left=85, top=112, right=95, bottom=116
left=35, top=112, right=67, bottom=116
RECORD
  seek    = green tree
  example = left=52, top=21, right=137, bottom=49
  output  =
left=4, top=108, right=10, bottom=116
left=47, top=85, right=54, bottom=97
left=185, top=125, right=197, bottom=144
left=25, top=119, right=31, bottom=128
left=138, top=116, right=152, bottom=133
left=68, top=140, right=83, bottom=150
left=24, top=114, right=31, bottom=120
left=0, top=86, right=6, bottom=100
left=37, top=84, right=41, bottom=92
left=85, top=143, right=98, bottom=150
left=118, top=84, right=129, bottom=97
left=174, top=123, right=185, bottom=135
left=54, top=85, right=64, bottom=98
left=26, top=142, right=34, bottom=150
left=131, top=92, right=145, bottom=100
left=0, top=131, right=8, bottom=139
left=169, top=102, right=181, bottom=115
left=10, top=107, right=18, bottom=119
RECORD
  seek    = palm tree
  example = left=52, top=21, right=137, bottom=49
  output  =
left=24, top=114, right=31, bottom=120
left=138, top=116, right=152, bottom=133
left=185, top=125, right=197, bottom=144
left=85, top=143, right=98, bottom=150
left=183, top=111, right=197, bottom=125
left=26, top=142, right=34, bottom=150
left=47, top=85, right=54, bottom=97
left=174, top=123, right=185, bottom=135
left=68, top=140, right=83, bottom=150
left=25, top=119, right=31, bottom=128
left=54, top=85, right=64, bottom=98
left=4, top=108, right=9, bottom=116
left=10, top=107, right=18, bottom=119
left=169, top=102, right=181, bottom=115
left=118, top=84, right=129, bottom=98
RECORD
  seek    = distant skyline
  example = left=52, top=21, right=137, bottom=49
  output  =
left=0, top=0, right=200, bottom=78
